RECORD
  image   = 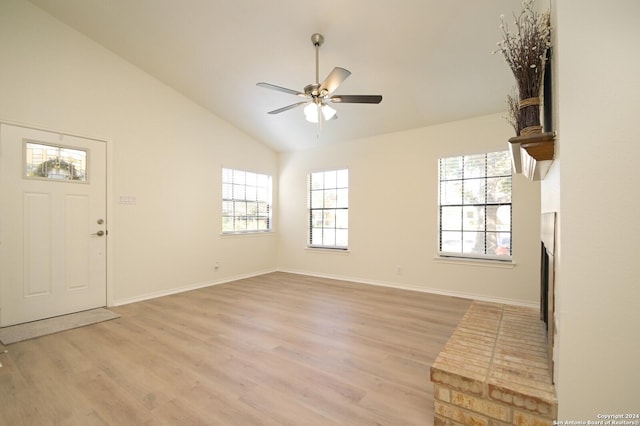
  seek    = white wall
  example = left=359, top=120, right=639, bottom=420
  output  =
left=1, top=0, right=540, bottom=309
left=278, top=113, right=542, bottom=305
left=549, top=0, right=640, bottom=418
left=0, top=0, right=278, bottom=304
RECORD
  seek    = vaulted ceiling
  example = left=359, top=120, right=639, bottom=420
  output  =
left=28, top=0, right=527, bottom=152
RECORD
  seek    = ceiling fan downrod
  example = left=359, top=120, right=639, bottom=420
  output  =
left=311, top=33, right=324, bottom=85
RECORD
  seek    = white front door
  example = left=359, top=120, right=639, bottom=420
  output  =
left=0, top=124, right=107, bottom=327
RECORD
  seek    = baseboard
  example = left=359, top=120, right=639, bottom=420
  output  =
left=110, top=267, right=278, bottom=307
left=276, top=268, right=539, bottom=309
left=110, top=266, right=538, bottom=309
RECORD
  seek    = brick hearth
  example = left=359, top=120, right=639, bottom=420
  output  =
left=430, top=301, right=557, bottom=425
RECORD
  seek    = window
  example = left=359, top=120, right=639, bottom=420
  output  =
left=222, top=168, right=272, bottom=233
left=309, top=169, right=348, bottom=249
left=439, top=151, right=512, bottom=260
left=25, top=142, right=87, bottom=182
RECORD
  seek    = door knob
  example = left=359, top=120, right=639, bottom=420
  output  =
left=92, top=230, right=105, bottom=236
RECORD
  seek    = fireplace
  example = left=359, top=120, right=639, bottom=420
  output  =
left=429, top=213, right=558, bottom=424
left=540, top=212, right=556, bottom=381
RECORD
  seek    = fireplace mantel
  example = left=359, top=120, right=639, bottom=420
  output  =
left=508, top=132, right=555, bottom=181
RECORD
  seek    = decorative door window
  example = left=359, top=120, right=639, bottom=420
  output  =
left=24, top=142, right=88, bottom=182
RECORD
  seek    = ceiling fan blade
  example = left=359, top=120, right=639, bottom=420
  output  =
left=257, top=82, right=308, bottom=98
left=330, top=95, right=383, bottom=104
left=319, top=67, right=351, bottom=95
left=267, top=101, right=310, bottom=114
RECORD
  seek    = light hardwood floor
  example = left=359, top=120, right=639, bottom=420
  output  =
left=0, top=272, right=471, bottom=425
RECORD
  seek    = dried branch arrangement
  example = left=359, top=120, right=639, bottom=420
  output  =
left=494, top=0, right=551, bottom=135
left=505, top=88, right=523, bottom=135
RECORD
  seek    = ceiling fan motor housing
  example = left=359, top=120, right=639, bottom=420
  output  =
left=304, top=83, right=325, bottom=98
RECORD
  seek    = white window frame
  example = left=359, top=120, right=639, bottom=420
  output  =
left=222, top=167, right=272, bottom=234
left=308, top=168, right=349, bottom=250
left=438, top=151, right=512, bottom=261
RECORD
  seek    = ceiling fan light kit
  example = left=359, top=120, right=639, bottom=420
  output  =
left=304, top=102, right=337, bottom=123
left=257, top=33, right=382, bottom=125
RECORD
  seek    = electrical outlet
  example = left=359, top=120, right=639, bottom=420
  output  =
left=214, top=262, right=220, bottom=271
left=396, top=266, right=403, bottom=275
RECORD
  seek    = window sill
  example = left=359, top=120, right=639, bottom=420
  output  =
left=305, top=246, right=350, bottom=255
left=434, top=255, right=516, bottom=269
left=220, top=230, right=274, bottom=238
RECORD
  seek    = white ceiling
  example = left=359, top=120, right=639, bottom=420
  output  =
left=28, top=0, right=523, bottom=152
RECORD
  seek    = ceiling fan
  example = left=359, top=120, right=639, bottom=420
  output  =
left=257, top=33, right=382, bottom=123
